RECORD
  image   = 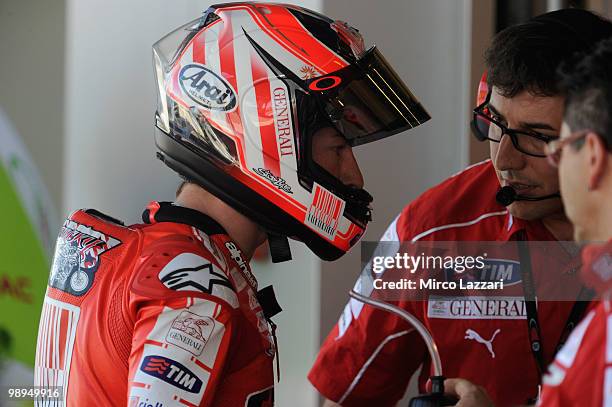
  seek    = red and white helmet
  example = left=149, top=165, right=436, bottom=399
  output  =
left=153, top=3, right=430, bottom=261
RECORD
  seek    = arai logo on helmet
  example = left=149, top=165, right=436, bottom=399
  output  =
left=179, top=64, right=237, bottom=111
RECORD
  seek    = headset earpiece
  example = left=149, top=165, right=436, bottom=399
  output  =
left=477, top=71, right=488, bottom=107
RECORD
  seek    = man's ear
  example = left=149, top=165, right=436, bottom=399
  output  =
left=586, top=132, right=609, bottom=191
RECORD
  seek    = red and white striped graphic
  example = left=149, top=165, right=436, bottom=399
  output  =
left=250, top=50, right=280, bottom=177
left=200, top=8, right=306, bottom=210
left=216, top=4, right=348, bottom=72
left=228, top=8, right=266, bottom=172
left=168, top=6, right=334, bottom=201
left=192, top=18, right=232, bottom=137
left=34, top=297, right=80, bottom=407
left=160, top=3, right=366, bottom=251
left=305, top=183, right=345, bottom=240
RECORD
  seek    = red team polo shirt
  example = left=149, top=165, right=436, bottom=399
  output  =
left=34, top=202, right=275, bottom=407
left=308, top=160, right=585, bottom=407
left=539, top=240, right=612, bottom=407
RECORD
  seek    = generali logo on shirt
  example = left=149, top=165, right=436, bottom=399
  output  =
left=427, top=295, right=527, bottom=320
left=166, top=310, right=215, bottom=356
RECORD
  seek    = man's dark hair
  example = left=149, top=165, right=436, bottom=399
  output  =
left=558, top=36, right=612, bottom=149
left=485, top=8, right=612, bottom=98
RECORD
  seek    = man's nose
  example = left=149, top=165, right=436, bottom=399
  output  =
left=342, top=148, right=364, bottom=189
left=493, top=134, right=525, bottom=171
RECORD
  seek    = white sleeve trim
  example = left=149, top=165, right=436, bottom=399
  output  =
left=336, top=208, right=508, bottom=402
left=410, top=210, right=508, bottom=242
left=337, top=329, right=413, bottom=404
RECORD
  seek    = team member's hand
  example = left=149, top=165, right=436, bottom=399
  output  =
left=444, top=378, right=495, bottom=407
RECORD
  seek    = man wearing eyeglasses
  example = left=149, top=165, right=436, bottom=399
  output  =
left=432, top=34, right=612, bottom=407
left=537, top=36, right=612, bottom=407
left=309, top=9, right=612, bottom=407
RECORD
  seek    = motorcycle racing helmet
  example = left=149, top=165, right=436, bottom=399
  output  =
left=153, top=2, right=430, bottom=261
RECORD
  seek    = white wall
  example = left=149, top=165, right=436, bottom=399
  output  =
left=64, top=1, right=321, bottom=406
left=319, top=0, right=473, bottom=401
left=0, top=0, right=65, bottom=211
left=64, top=0, right=200, bottom=220
left=320, top=0, right=472, bottom=330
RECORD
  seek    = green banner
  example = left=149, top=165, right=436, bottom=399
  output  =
left=0, top=109, right=58, bottom=394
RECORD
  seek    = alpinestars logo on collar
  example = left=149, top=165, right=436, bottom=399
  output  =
left=157, top=253, right=239, bottom=307
left=160, top=263, right=233, bottom=294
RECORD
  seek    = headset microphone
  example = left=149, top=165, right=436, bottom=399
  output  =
left=496, top=186, right=561, bottom=206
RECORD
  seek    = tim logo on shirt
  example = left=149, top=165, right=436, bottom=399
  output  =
left=140, top=355, right=203, bottom=393
left=445, top=258, right=521, bottom=286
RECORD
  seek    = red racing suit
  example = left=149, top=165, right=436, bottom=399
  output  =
left=34, top=201, right=275, bottom=407
left=539, top=240, right=612, bottom=407
left=308, top=160, right=586, bottom=407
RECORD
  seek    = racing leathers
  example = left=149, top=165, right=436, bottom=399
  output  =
left=308, top=160, right=586, bottom=407
left=34, top=201, right=276, bottom=406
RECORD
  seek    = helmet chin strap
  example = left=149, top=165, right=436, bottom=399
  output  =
left=268, top=233, right=292, bottom=263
